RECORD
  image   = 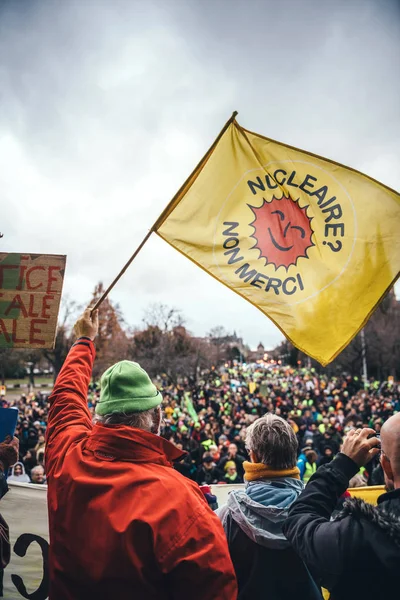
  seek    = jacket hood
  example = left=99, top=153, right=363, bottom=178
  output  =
left=337, top=494, right=400, bottom=568
left=8, top=461, right=31, bottom=483
left=85, top=423, right=186, bottom=466
left=11, top=461, right=26, bottom=474
left=225, top=477, right=304, bottom=549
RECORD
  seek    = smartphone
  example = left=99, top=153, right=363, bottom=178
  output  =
left=0, top=407, right=18, bottom=443
left=367, top=431, right=381, bottom=447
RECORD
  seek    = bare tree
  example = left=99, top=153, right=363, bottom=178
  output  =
left=0, top=348, right=24, bottom=386
left=131, top=305, right=216, bottom=384
left=41, top=296, right=79, bottom=381
left=90, top=283, right=129, bottom=379
left=273, top=288, right=400, bottom=379
left=208, top=326, right=228, bottom=340
left=143, top=303, right=185, bottom=332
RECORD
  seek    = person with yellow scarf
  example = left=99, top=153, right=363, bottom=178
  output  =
left=216, top=415, right=322, bottom=600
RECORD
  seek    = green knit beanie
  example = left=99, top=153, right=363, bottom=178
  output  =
left=95, top=360, right=162, bottom=416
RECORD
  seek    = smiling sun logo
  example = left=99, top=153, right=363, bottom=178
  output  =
left=249, top=196, right=314, bottom=270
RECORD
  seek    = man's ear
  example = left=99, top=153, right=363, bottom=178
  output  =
left=381, top=452, right=394, bottom=482
left=152, top=406, right=162, bottom=435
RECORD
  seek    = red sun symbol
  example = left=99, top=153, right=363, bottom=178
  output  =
left=249, top=196, right=314, bottom=270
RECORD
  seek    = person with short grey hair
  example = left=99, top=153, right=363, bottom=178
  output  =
left=245, top=413, right=298, bottom=469
left=30, top=464, right=46, bottom=484
left=93, top=406, right=161, bottom=432
left=217, top=414, right=322, bottom=600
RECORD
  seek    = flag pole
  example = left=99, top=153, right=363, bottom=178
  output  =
left=91, top=228, right=154, bottom=311
left=361, top=328, right=368, bottom=386
left=91, top=110, right=239, bottom=311
left=152, top=111, right=238, bottom=231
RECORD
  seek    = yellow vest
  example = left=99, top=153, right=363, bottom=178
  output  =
left=303, top=462, right=317, bottom=483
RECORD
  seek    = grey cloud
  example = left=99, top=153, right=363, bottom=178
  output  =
left=0, top=0, right=399, bottom=349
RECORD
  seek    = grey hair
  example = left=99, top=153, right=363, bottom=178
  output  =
left=31, top=465, right=45, bottom=476
left=245, top=414, right=298, bottom=469
left=93, top=407, right=160, bottom=433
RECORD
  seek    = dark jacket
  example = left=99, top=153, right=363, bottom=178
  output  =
left=0, top=474, right=7, bottom=500
left=0, top=471, right=10, bottom=594
left=218, top=454, right=246, bottom=479
left=196, top=465, right=221, bottom=485
left=217, top=479, right=322, bottom=600
left=283, top=453, right=400, bottom=600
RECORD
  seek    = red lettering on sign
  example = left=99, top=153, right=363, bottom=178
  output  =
left=26, top=266, right=45, bottom=290
left=16, top=265, right=28, bottom=290
left=0, top=319, right=11, bottom=343
left=5, top=294, right=28, bottom=318
left=47, top=266, right=61, bottom=293
left=12, top=319, right=26, bottom=344
left=29, top=319, right=47, bottom=345
left=28, top=294, right=39, bottom=318
left=41, top=295, right=54, bottom=319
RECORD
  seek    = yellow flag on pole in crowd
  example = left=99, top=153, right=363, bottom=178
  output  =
left=154, top=114, right=400, bottom=366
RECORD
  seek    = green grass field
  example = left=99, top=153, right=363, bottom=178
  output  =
left=2, top=377, right=54, bottom=400
left=4, top=376, right=53, bottom=387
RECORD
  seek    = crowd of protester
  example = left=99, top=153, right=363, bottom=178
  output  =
left=4, top=360, right=399, bottom=486
left=2, top=309, right=399, bottom=600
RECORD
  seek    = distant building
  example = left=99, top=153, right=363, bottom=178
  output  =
left=247, top=342, right=269, bottom=363
left=194, top=331, right=272, bottom=365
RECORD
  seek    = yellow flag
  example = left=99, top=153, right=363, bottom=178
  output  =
left=155, top=114, right=400, bottom=365
left=249, top=381, right=257, bottom=394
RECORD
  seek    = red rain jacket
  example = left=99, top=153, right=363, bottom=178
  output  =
left=45, top=338, right=237, bottom=600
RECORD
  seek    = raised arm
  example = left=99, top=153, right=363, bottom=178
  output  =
left=283, top=428, right=380, bottom=590
left=0, top=436, right=19, bottom=499
left=45, top=309, right=98, bottom=471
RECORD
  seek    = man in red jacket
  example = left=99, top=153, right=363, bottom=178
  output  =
left=45, top=308, right=237, bottom=600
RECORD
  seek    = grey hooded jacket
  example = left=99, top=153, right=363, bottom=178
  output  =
left=217, top=477, right=322, bottom=600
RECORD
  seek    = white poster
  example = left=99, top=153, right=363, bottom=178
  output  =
left=1, top=482, right=49, bottom=600
left=0, top=479, right=382, bottom=599
left=0, top=483, right=384, bottom=600
left=0, top=481, right=242, bottom=599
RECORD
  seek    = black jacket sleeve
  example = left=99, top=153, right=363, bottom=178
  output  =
left=0, top=472, right=8, bottom=500
left=282, top=453, right=362, bottom=590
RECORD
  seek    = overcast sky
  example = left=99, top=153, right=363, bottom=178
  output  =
left=1, top=0, right=399, bottom=349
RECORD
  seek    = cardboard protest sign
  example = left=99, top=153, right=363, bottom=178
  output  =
left=0, top=253, right=66, bottom=349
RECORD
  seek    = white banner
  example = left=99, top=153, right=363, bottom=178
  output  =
left=210, top=483, right=244, bottom=505
left=1, top=482, right=49, bottom=599
left=0, top=481, right=243, bottom=599
left=0, top=480, right=383, bottom=598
